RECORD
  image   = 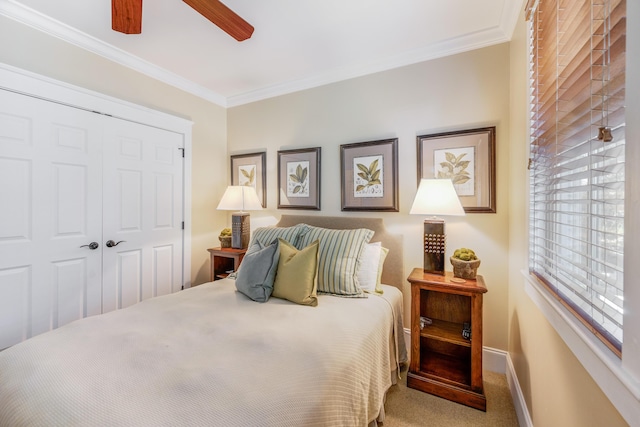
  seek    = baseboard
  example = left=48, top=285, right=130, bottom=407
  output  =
left=483, top=346, right=507, bottom=374
left=404, top=328, right=532, bottom=425
left=507, top=353, right=534, bottom=427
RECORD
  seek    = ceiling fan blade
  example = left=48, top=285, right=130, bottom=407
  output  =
left=112, top=0, right=143, bottom=34
left=183, top=0, right=254, bottom=41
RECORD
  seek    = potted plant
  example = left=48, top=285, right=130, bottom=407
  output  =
left=450, top=248, right=481, bottom=279
left=218, top=227, right=232, bottom=248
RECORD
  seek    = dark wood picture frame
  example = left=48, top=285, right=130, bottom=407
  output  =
left=277, top=147, right=321, bottom=210
left=340, top=138, right=399, bottom=212
left=230, top=152, right=266, bottom=208
left=417, top=127, right=496, bottom=213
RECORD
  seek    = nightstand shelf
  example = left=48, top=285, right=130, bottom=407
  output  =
left=207, top=247, right=247, bottom=281
left=420, top=319, right=472, bottom=347
left=407, top=268, right=488, bottom=411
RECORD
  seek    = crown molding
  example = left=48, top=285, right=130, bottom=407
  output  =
left=500, top=0, right=525, bottom=39
left=227, top=25, right=510, bottom=107
left=0, top=0, right=227, bottom=107
left=2, top=0, right=522, bottom=108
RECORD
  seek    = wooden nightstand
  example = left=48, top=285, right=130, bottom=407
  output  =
left=207, top=247, right=247, bottom=281
left=407, top=268, right=488, bottom=411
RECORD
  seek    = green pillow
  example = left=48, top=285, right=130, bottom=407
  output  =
left=272, top=239, right=319, bottom=306
left=296, top=225, right=373, bottom=297
left=234, top=239, right=279, bottom=302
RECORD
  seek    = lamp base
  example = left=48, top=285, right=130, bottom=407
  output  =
left=231, top=212, right=251, bottom=249
left=423, top=219, right=445, bottom=275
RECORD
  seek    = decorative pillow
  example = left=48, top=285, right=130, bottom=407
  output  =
left=249, top=225, right=305, bottom=248
left=357, top=243, right=388, bottom=295
left=357, top=242, right=382, bottom=293
left=374, top=247, right=389, bottom=294
left=272, top=239, right=319, bottom=306
left=295, top=225, right=374, bottom=297
left=234, top=239, right=280, bottom=302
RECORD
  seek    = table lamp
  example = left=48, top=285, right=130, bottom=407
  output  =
left=217, top=186, right=263, bottom=249
left=409, top=179, right=465, bottom=275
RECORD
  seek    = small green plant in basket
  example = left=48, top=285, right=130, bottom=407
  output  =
left=219, top=228, right=232, bottom=248
left=450, top=248, right=481, bottom=279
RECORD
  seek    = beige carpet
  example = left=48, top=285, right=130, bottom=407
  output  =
left=382, top=368, right=519, bottom=426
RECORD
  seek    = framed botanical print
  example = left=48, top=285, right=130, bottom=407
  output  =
left=230, top=152, right=266, bottom=208
left=340, top=138, right=398, bottom=212
left=417, top=126, right=496, bottom=213
left=277, top=147, right=321, bottom=210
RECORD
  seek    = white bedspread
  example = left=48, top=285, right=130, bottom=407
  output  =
left=0, top=280, right=406, bottom=427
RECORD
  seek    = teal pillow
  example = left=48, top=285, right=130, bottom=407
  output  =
left=249, top=225, right=305, bottom=248
left=234, top=239, right=279, bottom=302
left=295, top=225, right=374, bottom=297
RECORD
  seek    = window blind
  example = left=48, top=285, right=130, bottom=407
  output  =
left=527, top=0, right=626, bottom=355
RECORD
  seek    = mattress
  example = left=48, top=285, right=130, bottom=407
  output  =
left=0, top=280, right=406, bottom=426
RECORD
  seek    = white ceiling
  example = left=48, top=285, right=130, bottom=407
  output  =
left=1, top=0, right=524, bottom=107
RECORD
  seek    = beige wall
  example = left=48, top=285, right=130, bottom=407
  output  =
left=228, top=43, right=512, bottom=351
left=0, top=16, right=228, bottom=286
left=507, top=9, right=628, bottom=427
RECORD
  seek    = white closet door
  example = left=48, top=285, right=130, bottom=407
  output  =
left=101, top=119, right=184, bottom=312
left=0, top=90, right=103, bottom=348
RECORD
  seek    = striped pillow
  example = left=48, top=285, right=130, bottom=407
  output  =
left=249, top=225, right=305, bottom=248
left=295, top=224, right=374, bottom=297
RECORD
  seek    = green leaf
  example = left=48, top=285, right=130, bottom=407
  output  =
left=241, top=169, right=250, bottom=178
left=440, top=162, right=453, bottom=171
left=293, top=185, right=301, bottom=194
left=300, top=167, right=308, bottom=183
left=370, top=179, right=381, bottom=185
left=371, top=169, right=380, bottom=181
left=457, top=160, right=470, bottom=170
left=356, top=185, right=366, bottom=192
left=453, top=176, right=471, bottom=184
left=356, top=163, right=369, bottom=174
left=357, top=172, right=368, bottom=180
left=289, top=174, right=300, bottom=183
left=445, top=152, right=456, bottom=163
left=455, top=153, right=467, bottom=164
left=369, top=159, right=379, bottom=174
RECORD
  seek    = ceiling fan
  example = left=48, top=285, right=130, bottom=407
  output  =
left=111, top=0, right=254, bottom=41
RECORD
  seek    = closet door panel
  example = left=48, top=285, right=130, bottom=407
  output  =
left=102, top=118, right=183, bottom=312
left=0, top=90, right=103, bottom=347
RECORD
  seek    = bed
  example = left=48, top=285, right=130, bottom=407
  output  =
left=0, top=215, right=407, bottom=426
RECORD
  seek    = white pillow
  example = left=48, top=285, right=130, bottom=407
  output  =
left=357, top=242, right=382, bottom=293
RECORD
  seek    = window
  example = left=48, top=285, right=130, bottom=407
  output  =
left=527, top=0, right=626, bottom=355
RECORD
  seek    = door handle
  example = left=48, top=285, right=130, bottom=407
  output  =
left=106, top=240, right=126, bottom=247
left=80, top=242, right=99, bottom=250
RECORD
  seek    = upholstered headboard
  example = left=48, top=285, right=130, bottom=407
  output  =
left=275, top=215, right=404, bottom=292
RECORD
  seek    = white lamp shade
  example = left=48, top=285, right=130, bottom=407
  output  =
left=216, top=186, right=263, bottom=211
left=409, top=179, right=465, bottom=216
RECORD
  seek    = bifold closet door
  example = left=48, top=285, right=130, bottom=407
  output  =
left=0, top=89, right=185, bottom=350
left=101, top=119, right=184, bottom=311
left=0, top=89, right=104, bottom=348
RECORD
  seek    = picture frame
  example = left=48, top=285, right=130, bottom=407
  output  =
left=230, top=152, right=266, bottom=208
left=277, top=147, right=321, bottom=210
left=340, top=138, right=399, bottom=212
left=417, top=126, right=496, bottom=213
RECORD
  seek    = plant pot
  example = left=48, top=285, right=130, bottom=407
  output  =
left=219, top=235, right=232, bottom=248
left=450, top=257, right=481, bottom=280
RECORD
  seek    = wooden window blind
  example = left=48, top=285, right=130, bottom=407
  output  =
left=527, top=0, right=626, bottom=355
